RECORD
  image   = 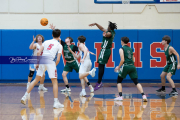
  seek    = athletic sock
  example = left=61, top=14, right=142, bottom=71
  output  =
left=54, top=98, right=58, bottom=102
left=66, top=85, right=69, bottom=88
left=162, top=86, right=165, bottom=90
left=172, top=88, right=177, bottom=92
left=28, top=82, right=30, bottom=84
left=87, top=82, right=90, bottom=86
left=25, top=92, right=28, bottom=96
left=141, top=93, right=145, bottom=96
left=119, top=92, right=122, bottom=97
left=82, top=89, right=85, bottom=92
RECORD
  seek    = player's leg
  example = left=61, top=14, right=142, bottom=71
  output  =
left=21, top=75, right=42, bottom=105
left=61, top=62, right=72, bottom=92
left=95, top=49, right=111, bottom=91
left=156, top=72, right=167, bottom=93
left=166, top=73, right=178, bottom=95
left=61, top=71, right=71, bottom=92
left=47, top=64, right=64, bottom=108
left=38, top=74, right=48, bottom=91
left=27, top=71, right=35, bottom=89
left=94, top=64, right=104, bottom=91
left=129, top=66, right=147, bottom=102
left=114, top=76, right=123, bottom=101
left=83, top=77, right=94, bottom=93
left=166, top=63, right=178, bottom=95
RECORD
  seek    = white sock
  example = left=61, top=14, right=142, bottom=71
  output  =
left=82, top=89, right=85, bottom=92
left=89, top=71, right=92, bottom=75
left=25, top=92, right=29, bottom=96
left=40, top=84, right=43, bottom=87
left=28, top=82, right=30, bottom=84
left=54, top=98, right=58, bottom=102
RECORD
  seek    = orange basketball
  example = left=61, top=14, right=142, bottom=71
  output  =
left=40, top=18, right=48, bottom=26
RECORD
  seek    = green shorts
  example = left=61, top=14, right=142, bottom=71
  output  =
left=118, top=65, right=138, bottom=79
left=63, top=61, right=80, bottom=73
left=163, top=62, right=177, bottom=75
left=98, top=49, right=111, bottom=65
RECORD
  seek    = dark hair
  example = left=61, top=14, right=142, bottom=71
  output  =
left=108, top=21, right=117, bottom=30
left=35, top=34, right=44, bottom=42
left=52, top=29, right=61, bottom=38
left=78, top=36, right=86, bottom=43
left=162, top=35, right=171, bottom=44
left=66, top=37, right=73, bottom=43
left=121, top=37, right=129, bottom=44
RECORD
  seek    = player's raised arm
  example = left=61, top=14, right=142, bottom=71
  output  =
left=115, top=48, right=124, bottom=72
left=89, top=23, right=107, bottom=32
left=89, top=51, right=96, bottom=56
left=29, top=35, right=37, bottom=49
left=49, top=23, right=55, bottom=30
left=169, top=47, right=180, bottom=69
left=67, top=46, right=80, bottom=59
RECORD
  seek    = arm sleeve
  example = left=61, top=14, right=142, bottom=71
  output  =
left=72, top=45, right=79, bottom=52
left=61, top=40, right=66, bottom=47
left=58, top=44, right=63, bottom=54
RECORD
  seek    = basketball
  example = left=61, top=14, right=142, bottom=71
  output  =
left=40, top=18, right=48, bottom=26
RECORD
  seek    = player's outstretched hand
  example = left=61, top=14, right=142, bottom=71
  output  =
left=177, top=64, right=180, bottom=70
left=49, top=23, right=55, bottom=30
left=89, top=23, right=96, bottom=27
left=114, top=66, right=120, bottom=73
left=33, top=35, right=36, bottom=42
left=36, top=64, right=39, bottom=70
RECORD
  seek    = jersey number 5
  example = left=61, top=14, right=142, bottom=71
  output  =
left=47, top=44, right=54, bottom=50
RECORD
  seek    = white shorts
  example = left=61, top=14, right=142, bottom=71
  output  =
left=79, top=60, right=92, bottom=74
left=36, top=61, right=57, bottom=78
left=29, top=64, right=36, bottom=71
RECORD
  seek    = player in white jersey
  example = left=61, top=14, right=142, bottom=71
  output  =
left=68, top=36, right=96, bottom=96
left=21, top=29, right=64, bottom=108
left=28, top=34, right=47, bottom=91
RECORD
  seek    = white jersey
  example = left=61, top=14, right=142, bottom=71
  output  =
left=79, top=44, right=90, bottom=61
left=42, top=39, right=62, bottom=60
left=33, top=43, right=42, bottom=56
left=79, top=44, right=92, bottom=74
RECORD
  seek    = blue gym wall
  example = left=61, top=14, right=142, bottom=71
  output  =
left=0, top=29, right=179, bottom=83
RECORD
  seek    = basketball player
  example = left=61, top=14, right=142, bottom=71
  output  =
left=114, top=37, right=147, bottom=102
left=156, top=35, right=180, bottom=95
left=68, top=36, right=96, bottom=96
left=21, top=29, right=64, bottom=108
left=49, top=24, right=94, bottom=93
left=89, top=21, right=117, bottom=91
left=28, top=35, right=47, bottom=91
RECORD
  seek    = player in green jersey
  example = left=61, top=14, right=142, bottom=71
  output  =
left=114, top=37, right=147, bottom=102
left=89, top=21, right=117, bottom=91
left=156, top=35, right=180, bottom=95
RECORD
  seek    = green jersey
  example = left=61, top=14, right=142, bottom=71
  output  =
left=164, top=45, right=176, bottom=64
left=122, top=45, right=134, bottom=65
left=101, top=30, right=115, bottom=49
left=61, top=40, right=79, bottom=61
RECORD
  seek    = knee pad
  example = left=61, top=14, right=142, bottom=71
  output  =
left=117, top=76, right=123, bottom=84
left=29, top=71, right=35, bottom=77
left=132, top=78, right=139, bottom=85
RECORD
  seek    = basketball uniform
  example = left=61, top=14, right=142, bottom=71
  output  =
left=98, top=30, right=115, bottom=65
left=118, top=45, right=138, bottom=79
left=163, top=45, right=177, bottom=75
left=29, top=43, right=43, bottom=71
left=61, top=41, right=79, bottom=73
left=79, top=44, right=92, bottom=74
left=36, top=39, right=62, bottom=78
